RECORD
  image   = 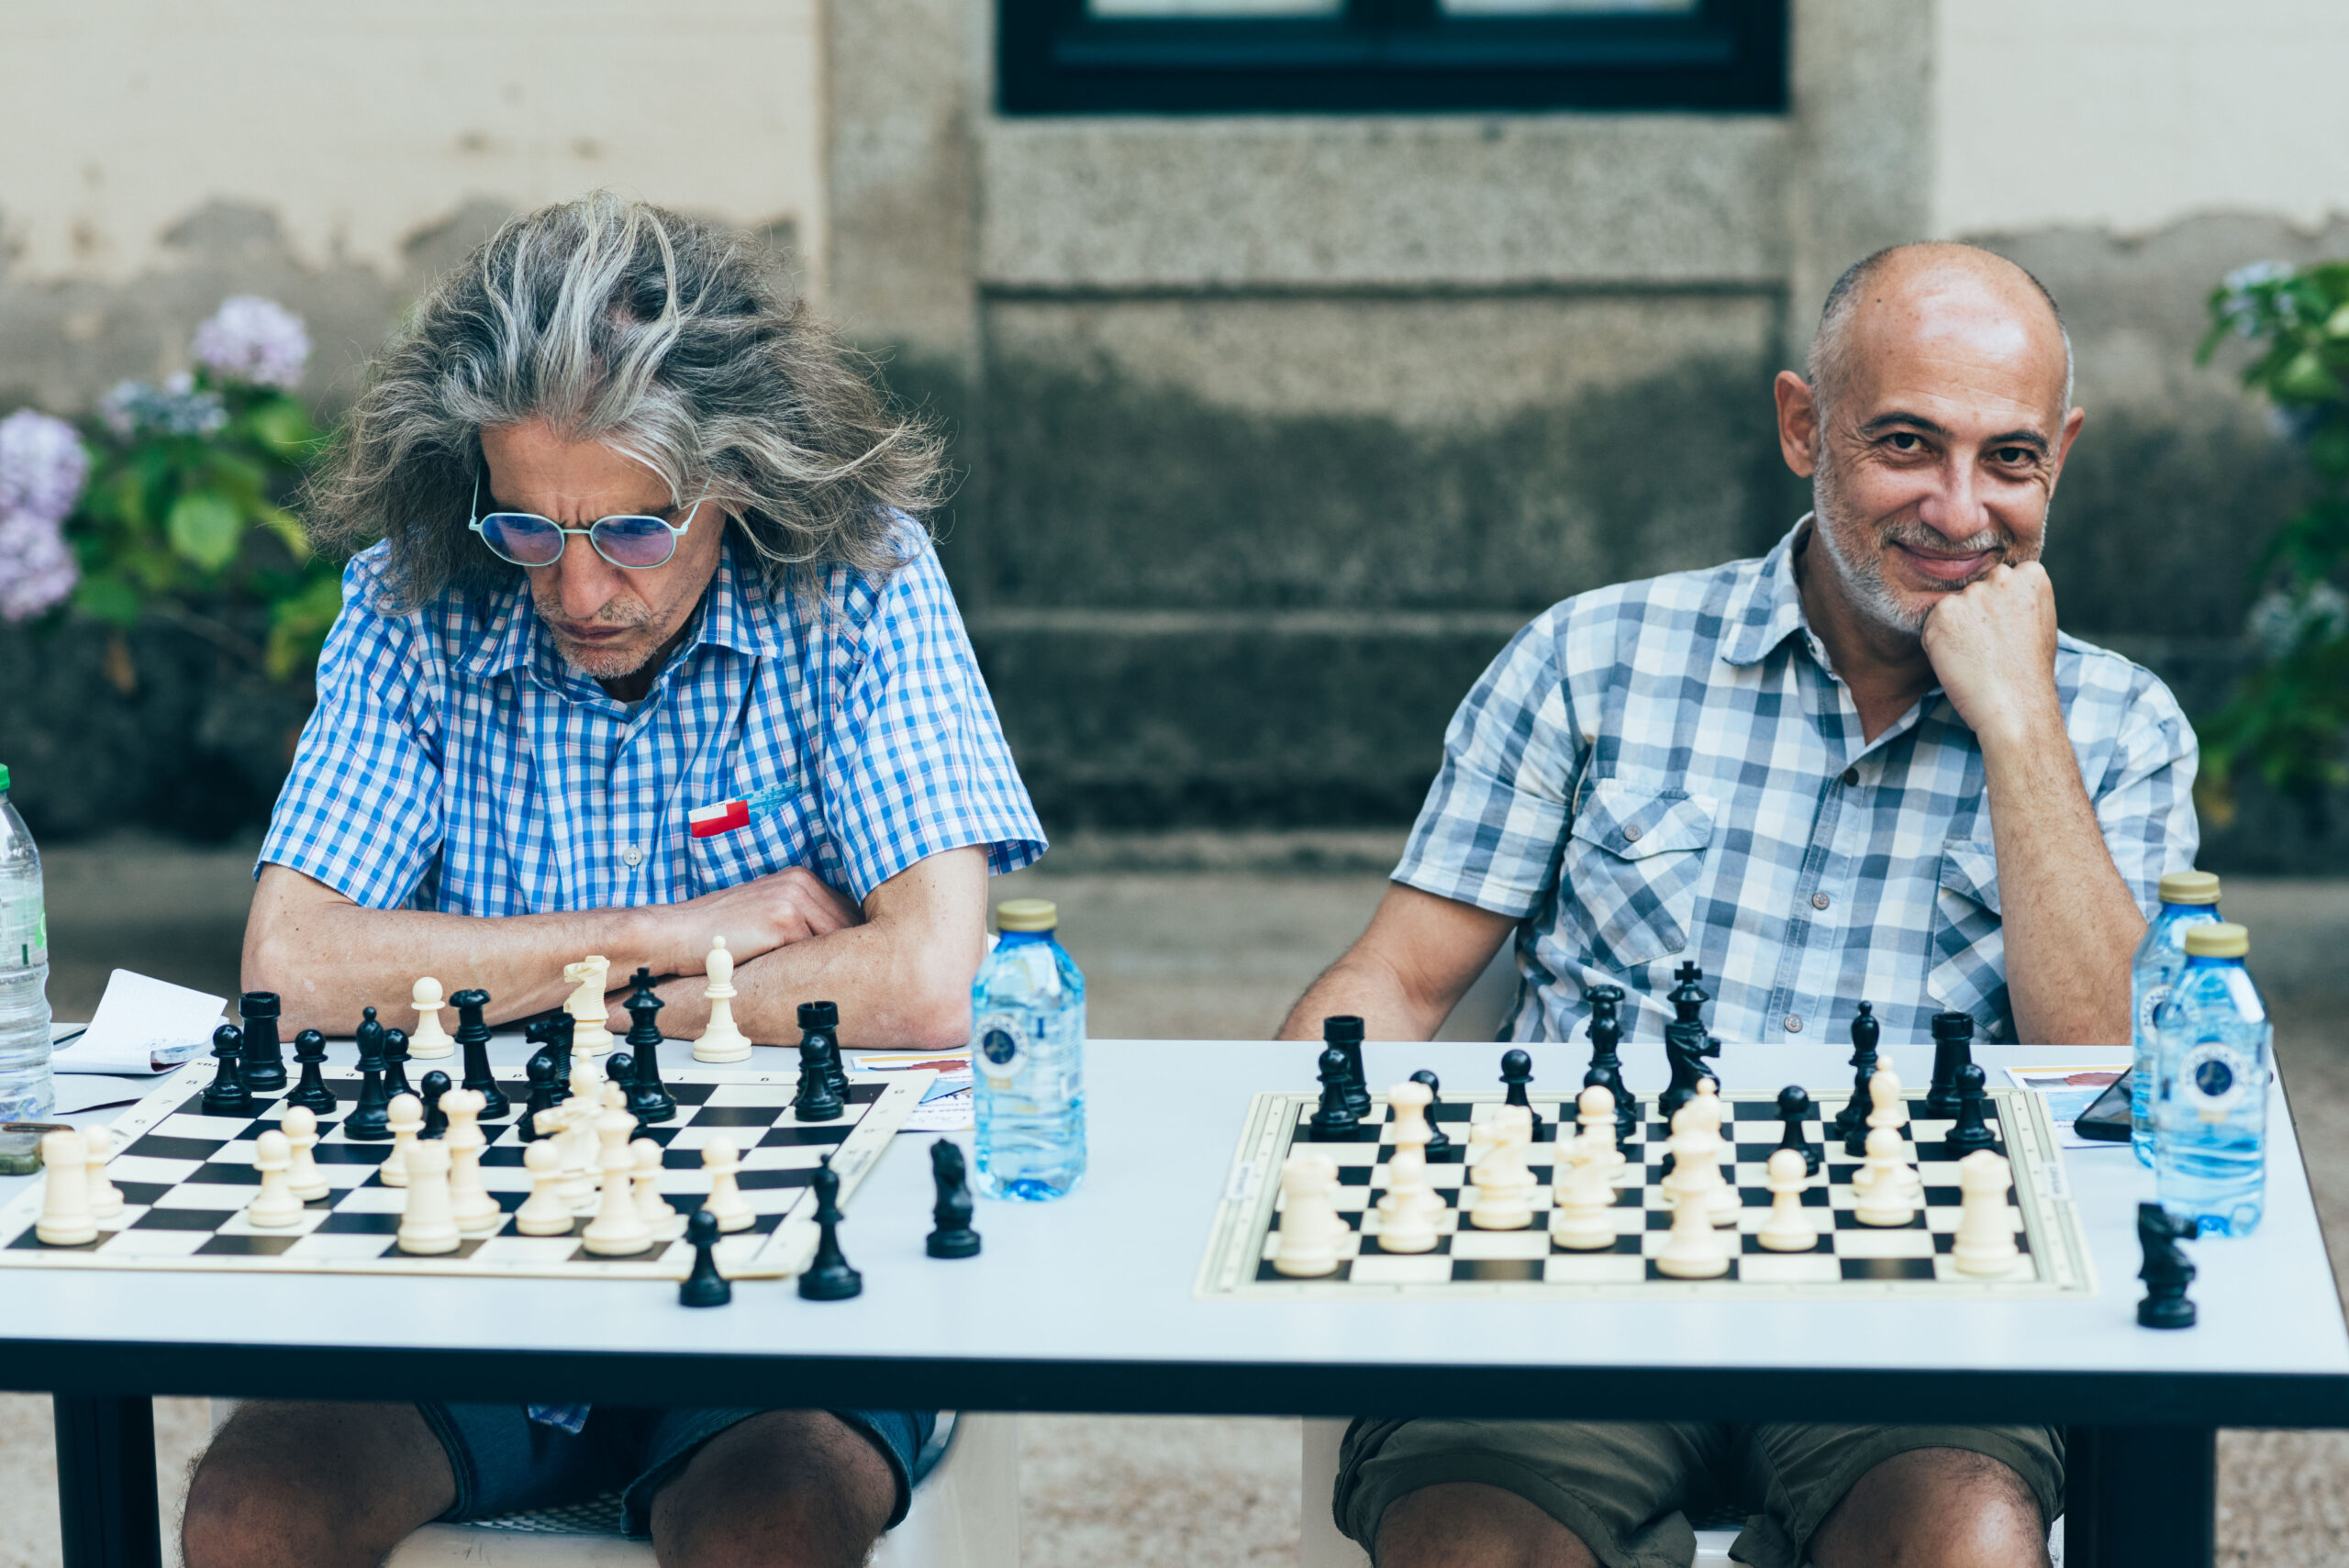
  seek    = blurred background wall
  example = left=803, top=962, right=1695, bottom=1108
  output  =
left=5, top=0, right=2348, bottom=864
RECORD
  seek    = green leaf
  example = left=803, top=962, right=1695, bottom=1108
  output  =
left=165, top=490, right=244, bottom=572
left=246, top=397, right=320, bottom=459
left=263, top=571, right=348, bottom=680
left=70, top=575, right=142, bottom=628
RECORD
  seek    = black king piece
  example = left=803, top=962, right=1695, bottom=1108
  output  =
left=1656, top=962, right=1720, bottom=1125
left=450, top=988, right=509, bottom=1118
left=238, top=992, right=286, bottom=1094
left=1582, top=984, right=1639, bottom=1143
left=622, top=968, right=677, bottom=1123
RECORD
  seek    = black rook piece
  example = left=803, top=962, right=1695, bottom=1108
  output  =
left=926, top=1140, right=982, bottom=1259
left=799, top=1000, right=851, bottom=1103
left=520, top=1051, right=562, bottom=1140
left=1410, top=1070, right=1458, bottom=1162
left=344, top=1019, right=392, bottom=1140
left=1831, top=1001, right=1882, bottom=1148
left=2136, top=1202, right=2199, bottom=1329
left=1943, top=1063, right=1998, bottom=1156
left=1583, top=984, right=1640, bottom=1142
left=1658, top=963, right=1720, bottom=1125
left=419, top=1071, right=452, bottom=1140
left=1323, top=1016, right=1372, bottom=1121
left=203, top=1025, right=253, bottom=1117
left=1307, top=1046, right=1364, bottom=1141
left=238, top=992, right=286, bottom=1094
left=382, top=1027, right=414, bottom=1100
left=622, top=969, right=676, bottom=1122
left=794, top=1002, right=846, bottom=1122
left=1776, top=1084, right=1822, bottom=1176
left=1927, top=1011, right=1976, bottom=1118
left=451, top=989, right=508, bottom=1119
left=285, top=1029, right=336, bottom=1115
left=1500, top=1048, right=1545, bottom=1133
left=797, top=1156, right=863, bottom=1301
left=679, top=1209, right=732, bottom=1308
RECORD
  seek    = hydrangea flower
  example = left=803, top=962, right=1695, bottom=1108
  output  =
left=98, top=375, right=228, bottom=439
left=0, top=513, right=77, bottom=622
left=2248, top=582, right=2349, bottom=661
left=192, top=295, right=310, bottom=390
left=0, top=409, right=88, bottom=526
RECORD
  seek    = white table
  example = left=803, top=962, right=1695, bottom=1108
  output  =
left=10, top=1034, right=2344, bottom=1568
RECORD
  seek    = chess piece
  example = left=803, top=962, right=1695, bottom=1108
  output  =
left=82, top=1124, right=124, bottom=1223
left=409, top=976, right=456, bottom=1059
left=1663, top=1103, right=1734, bottom=1229
left=703, top=1140, right=756, bottom=1233
left=419, top=1070, right=452, bottom=1139
left=1943, top=1063, right=1998, bottom=1156
left=565, top=956, right=614, bottom=1056
left=1653, top=1127, right=1730, bottom=1279
left=559, top=1052, right=604, bottom=1211
left=1582, top=984, right=1640, bottom=1142
left=35, top=1130, right=97, bottom=1245
left=2136, top=1202, right=2199, bottom=1329
left=353, top=1006, right=385, bottom=1075
left=381, top=1093, right=423, bottom=1187
left=1689, top=1080, right=1739, bottom=1224
left=395, top=1138, right=460, bottom=1255
left=285, top=1029, right=336, bottom=1114
left=694, top=937, right=754, bottom=1062
left=204, top=1025, right=254, bottom=1118
left=1830, top=1000, right=1881, bottom=1146
left=444, top=1089, right=501, bottom=1237
left=926, top=1140, right=982, bottom=1258
left=239, top=992, right=287, bottom=1094
left=1324, top=1016, right=1372, bottom=1122
left=1409, top=1070, right=1457, bottom=1162
left=1271, top=1151, right=1346, bottom=1276
left=1776, top=1084, right=1821, bottom=1176
left=1550, top=1120, right=1618, bottom=1251
left=1469, top=1104, right=1538, bottom=1230
left=583, top=1107, right=654, bottom=1255
left=280, top=1105, right=329, bottom=1202
left=680, top=1209, right=733, bottom=1307
left=793, top=1002, right=846, bottom=1121
left=247, top=1129, right=305, bottom=1228
left=1658, top=963, right=1720, bottom=1125
left=1499, top=1048, right=1544, bottom=1133
left=376, top=1027, right=410, bottom=1102
left=622, top=970, right=677, bottom=1122
left=1951, top=1150, right=2021, bottom=1276
left=519, top=1051, right=562, bottom=1141
left=514, top=1140, right=574, bottom=1236
left=450, top=988, right=508, bottom=1119
left=1386, top=1078, right=1434, bottom=1154
left=797, top=1154, right=863, bottom=1299
left=1307, top=1045, right=1363, bottom=1141
left=345, top=1019, right=391, bottom=1140
left=631, top=1139, right=685, bottom=1240
left=1575, top=1084, right=1627, bottom=1183
left=1866, top=1067, right=1923, bottom=1204
left=1756, top=1147, right=1816, bottom=1251
left=1928, top=1009, right=1976, bottom=1118
left=547, top=1012, right=577, bottom=1084
left=1375, top=1137, right=1442, bottom=1254
left=1854, top=1126, right=1916, bottom=1227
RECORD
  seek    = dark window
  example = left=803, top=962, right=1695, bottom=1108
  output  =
left=999, top=0, right=1787, bottom=116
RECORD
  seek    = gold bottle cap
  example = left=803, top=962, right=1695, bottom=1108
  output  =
left=2183, top=922, right=2248, bottom=959
left=996, top=898, right=1059, bottom=933
left=2157, top=870, right=2221, bottom=906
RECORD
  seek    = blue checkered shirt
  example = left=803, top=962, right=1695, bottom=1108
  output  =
left=1396, top=519, right=2199, bottom=1048
left=261, top=526, right=1044, bottom=917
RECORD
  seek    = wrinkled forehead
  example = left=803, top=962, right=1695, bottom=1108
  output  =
left=1839, top=276, right=2070, bottom=434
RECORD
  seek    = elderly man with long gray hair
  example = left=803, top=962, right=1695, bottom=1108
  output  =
left=182, top=193, right=1044, bottom=1568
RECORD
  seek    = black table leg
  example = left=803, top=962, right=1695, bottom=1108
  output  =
left=2065, top=1425, right=2217, bottom=1568
left=53, top=1395, right=162, bottom=1568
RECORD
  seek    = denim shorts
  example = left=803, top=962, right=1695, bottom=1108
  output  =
left=418, top=1403, right=941, bottom=1539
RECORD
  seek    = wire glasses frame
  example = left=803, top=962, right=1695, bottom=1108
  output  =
left=467, top=470, right=712, bottom=571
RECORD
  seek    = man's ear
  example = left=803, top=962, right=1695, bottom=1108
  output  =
left=1774, top=371, right=1821, bottom=479
left=2045, top=405, right=2087, bottom=495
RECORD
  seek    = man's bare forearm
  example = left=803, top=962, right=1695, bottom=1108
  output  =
left=1278, top=950, right=1450, bottom=1044
left=1276, top=884, right=1517, bottom=1043
left=643, top=918, right=982, bottom=1048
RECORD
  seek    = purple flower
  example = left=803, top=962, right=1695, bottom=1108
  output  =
left=192, top=295, right=310, bottom=390
left=0, top=409, right=88, bottom=526
left=0, top=512, right=77, bottom=622
left=98, top=377, right=228, bottom=439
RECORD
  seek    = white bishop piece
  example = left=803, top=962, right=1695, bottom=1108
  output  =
left=693, top=936, right=753, bottom=1062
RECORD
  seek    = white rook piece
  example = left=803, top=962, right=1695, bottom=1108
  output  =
left=381, top=1093, right=423, bottom=1187
left=1271, top=1151, right=1346, bottom=1277
left=281, top=1105, right=329, bottom=1202
left=702, top=1140, right=756, bottom=1233
left=36, top=1130, right=96, bottom=1246
left=247, top=1130, right=305, bottom=1228
left=1756, top=1147, right=1816, bottom=1251
left=1952, top=1149, right=2021, bottom=1276
left=583, top=1107, right=653, bottom=1256
left=408, top=977, right=455, bottom=1059
left=83, top=1124, right=124, bottom=1223
left=693, top=937, right=753, bottom=1063
left=443, top=1089, right=501, bottom=1237
left=514, top=1140, right=574, bottom=1236
left=396, top=1139, right=460, bottom=1255
left=565, top=956, right=614, bottom=1057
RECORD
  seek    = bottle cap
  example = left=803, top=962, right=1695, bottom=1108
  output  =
left=2184, top=922, right=2249, bottom=959
left=2157, top=870, right=2221, bottom=906
left=996, top=898, right=1058, bottom=933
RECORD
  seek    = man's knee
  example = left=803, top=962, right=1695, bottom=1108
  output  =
left=1811, top=1447, right=2050, bottom=1568
left=184, top=1401, right=453, bottom=1568
left=1374, top=1482, right=1598, bottom=1568
left=649, top=1409, right=898, bottom=1568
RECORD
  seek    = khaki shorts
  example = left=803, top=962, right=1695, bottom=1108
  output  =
left=1334, top=1418, right=2063, bottom=1568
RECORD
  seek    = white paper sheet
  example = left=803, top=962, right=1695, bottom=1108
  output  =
left=51, top=970, right=225, bottom=1074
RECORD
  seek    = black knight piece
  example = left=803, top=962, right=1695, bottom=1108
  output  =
left=1410, top=1070, right=1459, bottom=1163
left=202, top=1025, right=253, bottom=1117
left=520, top=1051, right=562, bottom=1140
left=1776, top=1084, right=1822, bottom=1175
left=622, top=969, right=677, bottom=1122
left=1582, top=984, right=1640, bottom=1143
left=1307, top=1045, right=1368, bottom=1141
left=797, top=1155, right=863, bottom=1301
left=382, top=1027, right=413, bottom=1100
left=238, top=992, right=287, bottom=1094
left=451, top=988, right=509, bottom=1118
left=285, top=1029, right=336, bottom=1115
left=1943, top=1063, right=1998, bottom=1156
left=344, top=1019, right=392, bottom=1140
left=1927, top=1011, right=1977, bottom=1118
left=1324, top=1016, right=1372, bottom=1121
left=926, top=1140, right=982, bottom=1259
left=793, top=1002, right=846, bottom=1122
left=1500, top=1048, right=1546, bottom=1135
left=678, top=1209, right=732, bottom=1308
left=1830, top=1001, right=1881, bottom=1146
left=2136, top=1202, right=2199, bottom=1329
left=419, top=1070, right=452, bottom=1139
left=1657, top=963, right=1720, bottom=1125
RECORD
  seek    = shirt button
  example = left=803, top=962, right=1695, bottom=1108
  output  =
left=1785, top=1015, right=1803, bottom=1033
left=622, top=844, right=644, bottom=868
left=1842, top=767, right=1860, bottom=786
left=1621, top=824, right=1643, bottom=842
left=1812, top=892, right=1831, bottom=910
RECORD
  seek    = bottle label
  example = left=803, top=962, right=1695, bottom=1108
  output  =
left=973, top=1011, right=1028, bottom=1085
left=2177, top=1041, right=2253, bottom=1121
left=2136, top=982, right=2172, bottom=1040
left=0, top=890, right=43, bottom=970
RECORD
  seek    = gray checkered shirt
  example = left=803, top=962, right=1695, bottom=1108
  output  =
left=1395, top=519, right=2199, bottom=1049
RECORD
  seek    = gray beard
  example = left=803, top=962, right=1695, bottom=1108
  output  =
left=1809, top=461, right=2031, bottom=639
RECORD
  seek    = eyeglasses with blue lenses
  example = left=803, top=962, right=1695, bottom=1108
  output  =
left=467, top=470, right=710, bottom=571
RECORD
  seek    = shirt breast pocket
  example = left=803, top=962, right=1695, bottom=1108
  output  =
left=1560, top=781, right=1719, bottom=973
left=1928, top=839, right=2007, bottom=1031
left=685, top=790, right=818, bottom=898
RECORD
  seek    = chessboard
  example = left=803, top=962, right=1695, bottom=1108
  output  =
left=1197, top=1086, right=2094, bottom=1300
left=0, top=1061, right=930, bottom=1282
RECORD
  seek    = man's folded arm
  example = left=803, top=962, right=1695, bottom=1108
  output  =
left=1277, top=884, right=1517, bottom=1044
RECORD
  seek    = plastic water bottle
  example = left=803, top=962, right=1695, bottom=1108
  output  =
left=2153, top=921, right=2268, bottom=1237
left=2130, top=870, right=2222, bottom=1165
left=0, top=764, right=55, bottom=1121
left=970, top=898, right=1085, bottom=1201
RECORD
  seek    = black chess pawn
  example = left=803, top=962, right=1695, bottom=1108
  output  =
left=345, top=1019, right=392, bottom=1140
left=2136, top=1202, right=2198, bottom=1329
left=239, top=992, right=287, bottom=1094
left=450, top=988, right=509, bottom=1118
left=519, top=1051, right=562, bottom=1140
left=622, top=969, right=676, bottom=1122
left=1927, top=1011, right=1977, bottom=1118
left=1499, top=1048, right=1545, bottom=1134
left=799, top=1001, right=851, bottom=1102
left=926, top=1140, right=982, bottom=1259
left=679, top=1208, right=733, bottom=1307
left=419, top=1070, right=452, bottom=1139
left=797, top=1155, right=863, bottom=1301
left=203, top=1024, right=254, bottom=1117
left=1943, top=1063, right=1998, bottom=1155
left=1583, top=984, right=1640, bottom=1143
left=1776, top=1084, right=1822, bottom=1176
left=285, top=1029, right=336, bottom=1115
left=793, top=1002, right=846, bottom=1122
left=1831, top=1001, right=1881, bottom=1147
left=1410, top=1070, right=1459, bottom=1162
left=1324, top=1016, right=1372, bottom=1122
left=382, top=1026, right=414, bottom=1100
left=1307, top=1045, right=1363, bottom=1141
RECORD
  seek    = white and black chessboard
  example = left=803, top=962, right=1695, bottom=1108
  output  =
left=0, top=1061, right=931, bottom=1281
left=1197, top=1087, right=2094, bottom=1299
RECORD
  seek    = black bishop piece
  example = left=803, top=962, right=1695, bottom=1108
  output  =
left=1307, top=1045, right=1365, bottom=1142
left=1657, top=963, right=1720, bottom=1126
left=797, top=1155, right=863, bottom=1301
left=679, top=1208, right=733, bottom=1307
left=926, top=1139, right=982, bottom=1259
left=1927, top=1011, right=1977, bottom=1119
left=1582, top=984, right=1639, bottom=1144
left=344, top=1018, right=393, bottom=1140
left=285, top=1029, right=336, bottom=1115
left=239, top=992, right=286, bottom=1095
left=1943, top=1062, right=1998, bottom=1156
left=2136, top=1202, right=2198, bottom=1329
left=1323, top=1016, right=1371, bottom=1122
left=451, top=988, right=509, bottom=1118
left=793, top=1001, right=846, bottom=1122
left=419, top=1070, right=452, bottom=1139
left=1831, top=1001, right=1881, bottom=1150
left=1776, top=1084, right=1822, bottom=1175
left=203, top=1024, right=253, bottom=1117
left=382, top=1026, right=414, bottom=1101
left=1410, top=1070, right=1459, bottom=1163
left=622, top=969, right=676, bottom=1123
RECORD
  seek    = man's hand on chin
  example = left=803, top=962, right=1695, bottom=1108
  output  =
left=1920, top=561, right=2065, bottom=751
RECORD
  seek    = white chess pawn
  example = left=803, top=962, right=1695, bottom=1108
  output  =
left=380, top=1093, right=423, bottom=1188
left=693, top=937, right=753, bottom=1063
left=582, top=1108, right=653, bottom=1256
left=1375, top=1147, right=1442, bottom=1253
left=702, top=1140, right=756, bottom=1233
left=631, top=1138, right=685, bottom=1240
left=514, top=1140, right=575, bottom=1236
left=565, top=956, right=614, bottom=1056
left=1664, top=1106, right=1735, bottom=1229
left=1386, top=1080, right=1434, bottom=1153
left=247, top=1129, right=305, bottom=1228
left=281, top=1106, right=329, bottom=1202
left=35, top=1130, right=96, bottom=1246
left=408, top=977, right=455, bottom=1059
left=443, top=1089, right=501, bottom=1237
left=1951, top=1149, right=2021, bottom=1276
left=1865, top=1066, right=1924, bottom=1204
left=1854, top=1126, right=1917, bottom=1227
left=1575, top=1084, right=1627, bottom=1183
left=558, top=1065, right=606, bottom=1213
left=396, top=1138, right=461, bottom=1254
left=1272, top=1151, right=1346, bottom=1277
left=1654, top=1147, right=1731, bottom=1278
left=83, top=1124, right=124, bottom=1222
left=1469, top=1104, right=1538, bottom=1230
left=1755, top=1147, right=1817, bottom=1251
left=1690, top=1079, right=1741, bottom=1223
left=1550, top=1123, right=1619, bottom=1251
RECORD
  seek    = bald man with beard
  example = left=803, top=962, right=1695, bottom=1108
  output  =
left=1281, top=243, right=2199, bottom=1567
